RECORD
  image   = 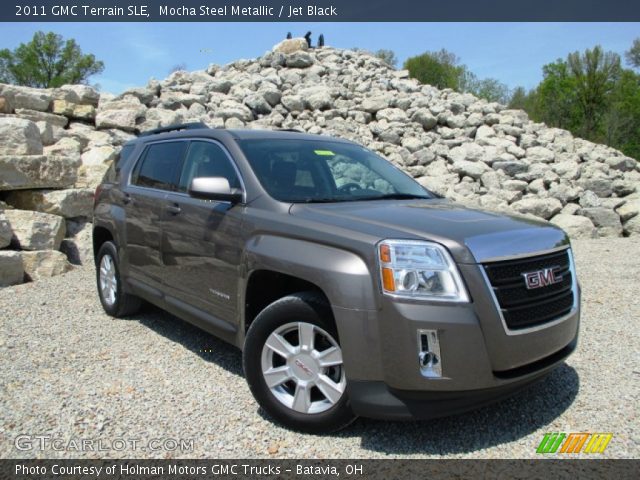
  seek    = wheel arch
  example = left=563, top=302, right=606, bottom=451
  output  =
left=239, top=235, right=380, bottom=371
left=92, top=225, right=114, bottom=265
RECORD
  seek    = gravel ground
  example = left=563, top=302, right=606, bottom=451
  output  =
left=0, top=238, right=638, bottom=459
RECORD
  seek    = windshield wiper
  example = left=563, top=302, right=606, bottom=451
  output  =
left=294, top=193, right=431, bottom=203
left=298, top=197, right=362, bottom=203
left=358, top=193, right=432, bottom=201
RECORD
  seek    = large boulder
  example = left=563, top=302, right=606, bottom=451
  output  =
left=3, top=209, right=66, bottom=250
left=363, top=96, right=391, bottom=114
left=95, top=108, right=142, bottom=131
left=60, top=221, right=93, bottom=265
left=623, top=215, right=640, bottom=236
left=0, top=155, right=78, bottom=191
left=272, top=38, right=309, bottom=54
left=5, top=189, right=94, bottom=218
left=0, top=93, right=14, bottom=113
left=0, top=213, right=12, bottom=248
left=14, top=108, right=68, bottom=128
left=0, top=117, right=43, bottom=155
left=44, top=137, right=82, bottom=158
left=300, top=86, right=333, bottom=111
left=451, top=159, right=490, bottom=179
left=95, top=98, right=147, bottom=132
left=81, top=145, right=118, bottom=166
left=57, top=84, right=100, bottom=105
left=0, top=84, right=52, bottom=111
left=616, top=199, right=640, bottom=222
left=579, top=207, right=623, bottom=237
left=138, top=108, right=183, bottom=131
left=511, top=197, right=563, bottom=220
left=21, top=250, right=72, bottom=281
left=51, top=99, right=96, bottom=120
left=75, top=164, right=110, bottom=189
left=550, top=214, right=597, bottom=239
left=0, top=251, right=24, bottom=287
left=286, top=52, right=314, bottom=68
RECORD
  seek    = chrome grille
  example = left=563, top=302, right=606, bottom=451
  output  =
left=483, top=249, right=575, bottom=331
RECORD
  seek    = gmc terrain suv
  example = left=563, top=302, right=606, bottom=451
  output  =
left=93, top=123, right=580, bottom=432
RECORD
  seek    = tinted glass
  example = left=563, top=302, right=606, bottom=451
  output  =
left=178, top=141, right=241, bottom=192
left=238, top=139, right=432, bottom=203
left=133, top=142, right=187, bottom=190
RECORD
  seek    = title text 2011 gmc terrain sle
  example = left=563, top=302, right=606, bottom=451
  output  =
left=93, top=123, right=580, bottom=432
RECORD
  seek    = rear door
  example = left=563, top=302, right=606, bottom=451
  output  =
left=123, top=140, right=187, bottom=292
left=161, top=140, right=245, bottom=328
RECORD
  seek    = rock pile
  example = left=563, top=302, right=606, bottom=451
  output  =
left=1, top=39, right=639, bottom=286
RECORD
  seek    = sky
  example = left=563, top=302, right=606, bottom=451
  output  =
left=0, top=22, right=638, bottom=94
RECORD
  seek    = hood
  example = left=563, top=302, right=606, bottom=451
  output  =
left=289, top=199, right=569, bottom=264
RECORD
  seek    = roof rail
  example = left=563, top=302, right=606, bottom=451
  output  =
left=139, top=122, right=209, bottom=137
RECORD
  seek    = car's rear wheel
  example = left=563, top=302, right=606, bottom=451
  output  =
left=243, top=292, right=355, bottom=433
left=96, top=241, right=141, bottom=317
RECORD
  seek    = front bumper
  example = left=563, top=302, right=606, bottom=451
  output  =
left=332, top=261, right=581, bottom=420
left=347, top=334, right=577, bottom=420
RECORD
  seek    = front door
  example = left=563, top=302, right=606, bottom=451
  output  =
left=161, top=140, right=245, bottom=327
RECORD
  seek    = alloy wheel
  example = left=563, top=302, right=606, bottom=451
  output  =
left=260, top=321, right=346, bottom=414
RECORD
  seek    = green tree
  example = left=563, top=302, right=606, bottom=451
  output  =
left=604, top=69, right=640, bottom=158
left=530, top=60, right=580, bottom=132
left=528, top=47, right=622, bottom=140
left=509, top=86, right=531, bottom=110
left=520, top=45, right=640, bottom=159
left=567, top=46, right=621, bottom=138
left=404, top=49, right=467, bottom=90
left=404, top=49, right=510, bottom=103
left=0, top=31, right=104, bottom=88
left=374, top=49, right=398, bottom=68
left=626, top=38, right=640, bottom=69
left=465, top=75, right=511, bottom=104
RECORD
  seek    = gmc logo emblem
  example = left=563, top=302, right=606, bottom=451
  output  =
left=522, top=267, right=563, bottom=290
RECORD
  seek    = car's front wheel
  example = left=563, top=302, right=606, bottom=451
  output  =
left=96, top=241, right=141, bottom=317
left=243, top=292, right=355, bottom=433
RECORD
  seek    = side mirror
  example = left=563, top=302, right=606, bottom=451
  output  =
left=188, top=177, right=243, bottom=203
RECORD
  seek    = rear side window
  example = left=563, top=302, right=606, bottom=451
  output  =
left=132, top=141, right=187, bottom=191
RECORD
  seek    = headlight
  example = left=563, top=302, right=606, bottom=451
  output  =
left=378, top=239, right=469, bottom=302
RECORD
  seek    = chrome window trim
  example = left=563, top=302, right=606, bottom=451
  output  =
left=481, top=247, right=578, bottom=336
left=126, top=138, right=247, bottom=204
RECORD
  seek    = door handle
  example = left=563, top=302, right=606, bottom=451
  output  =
left=166, top=203, right=182, bottom=215
left=122, top=193, right=132, bottom=205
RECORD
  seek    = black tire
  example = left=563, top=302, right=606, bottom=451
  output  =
left=243, top=291, right=356, bottom=433
left=96, top=241, right=141, bottom=317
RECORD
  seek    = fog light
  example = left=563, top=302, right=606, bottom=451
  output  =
left=417, top=329, right=442, bottom=378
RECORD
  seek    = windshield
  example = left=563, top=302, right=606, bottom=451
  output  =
left=237, top=138, right=434, bottom=203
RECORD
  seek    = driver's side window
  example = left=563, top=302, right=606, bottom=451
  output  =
left=326, top=155, right=394, bottom=193
left=178, top=141, right=241, bottom=193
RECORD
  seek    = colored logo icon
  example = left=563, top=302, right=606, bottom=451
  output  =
left=536, top=432, right=613, bottom=454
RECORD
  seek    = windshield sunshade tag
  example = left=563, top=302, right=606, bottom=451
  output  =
left=314, top=150, right=335, bottom=156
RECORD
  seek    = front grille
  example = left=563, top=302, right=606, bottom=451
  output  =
left=483, top=249, right=574, bottom=331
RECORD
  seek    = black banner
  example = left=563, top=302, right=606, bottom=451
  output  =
left=2, top=459, right=639, bottom=480
left=3, top=0, right=640, bottom=22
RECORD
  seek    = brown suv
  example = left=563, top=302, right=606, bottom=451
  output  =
left=93, top=123, right=580, bottom=432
